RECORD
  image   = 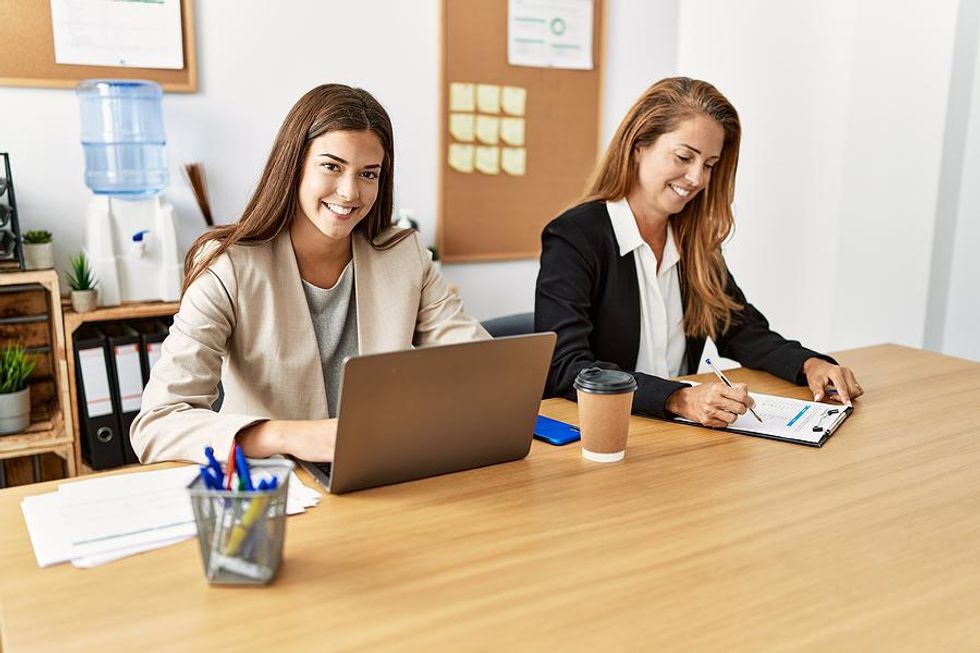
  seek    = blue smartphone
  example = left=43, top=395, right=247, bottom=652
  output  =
left=533, top=415, right=581, bottom=446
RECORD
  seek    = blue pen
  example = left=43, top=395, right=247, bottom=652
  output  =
left=256, top=475, right=280, bottom=491
left=235, top=446, right=255, bottom=491
left=204, top=446, right=224, bottom=486
left=198, top=466, right=220, bottom=490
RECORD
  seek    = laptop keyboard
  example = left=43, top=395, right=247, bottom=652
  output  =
left=315, top=461, right=332, bottom=478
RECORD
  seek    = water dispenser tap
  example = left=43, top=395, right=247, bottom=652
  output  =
left=131, top=230, right=150, bottom=258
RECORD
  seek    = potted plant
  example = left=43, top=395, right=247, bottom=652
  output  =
left=0, top=343, right=37, bottom=435
left=67, top=252, right=99, bottom=312
left=22, top=230, right=54, bottom=270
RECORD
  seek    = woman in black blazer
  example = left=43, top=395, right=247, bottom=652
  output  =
left=535, top=77, right=862, bottom=427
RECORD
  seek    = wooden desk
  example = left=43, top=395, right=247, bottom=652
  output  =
left=1, top=344, right=979, bottom=651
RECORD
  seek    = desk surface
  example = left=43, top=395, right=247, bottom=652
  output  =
left=2, top=344, right=979, bottom=652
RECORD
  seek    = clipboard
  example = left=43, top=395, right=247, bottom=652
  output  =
left=672, top=394, right=854, bottom=447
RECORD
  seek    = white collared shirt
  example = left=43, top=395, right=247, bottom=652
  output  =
left=606, top=198, right=686, bottom=378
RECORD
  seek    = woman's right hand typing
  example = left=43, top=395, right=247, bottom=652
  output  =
left=236, top=418, right=337, bottom=462
left=665, top=382, right=755, bottom=427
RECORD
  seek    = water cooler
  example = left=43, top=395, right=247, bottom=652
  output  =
left=77, top=80, right=182, bottom=306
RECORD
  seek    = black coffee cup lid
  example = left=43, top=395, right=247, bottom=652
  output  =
left=573, top=367, right=637, bottom=394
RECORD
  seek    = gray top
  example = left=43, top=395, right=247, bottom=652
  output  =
left=301, top=261, right=359, bottom=418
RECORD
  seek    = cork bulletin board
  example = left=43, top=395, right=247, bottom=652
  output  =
left=0, top=0, right=197, bottom=92
left=439, top=0, right=605, bottom=262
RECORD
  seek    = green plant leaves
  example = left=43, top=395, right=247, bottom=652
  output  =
left=23, top=230, right=53, bottom=244
left=0, top=343, right=36, bottom=394
left=67, top=252, right=98, bottom=291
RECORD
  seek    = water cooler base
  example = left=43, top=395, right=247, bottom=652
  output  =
left=85, top=194, right=182, bottom=306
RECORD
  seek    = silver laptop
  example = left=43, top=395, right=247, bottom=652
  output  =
left=298, top=332, right=556, bottom=494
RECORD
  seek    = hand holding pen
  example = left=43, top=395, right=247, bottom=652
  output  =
left=664, top=360, right=761, bottom=428
left=704, top=358, right=763, bottom=423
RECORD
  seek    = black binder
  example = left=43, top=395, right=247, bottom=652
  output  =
left=73, top=325, right=126, bottom=470
left=128, top=319, right=170, bottom=385
left=127, top=315, right=225, bottom=411
left=99, top=323, right=145, bottom=464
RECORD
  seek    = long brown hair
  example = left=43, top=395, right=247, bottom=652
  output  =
left=582, top=77, right=742, bottom=340
left=182, top=83, right=411, bottom=294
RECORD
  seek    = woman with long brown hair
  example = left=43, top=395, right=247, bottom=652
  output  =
left=535, top=77, right=861, bottom=426
left=132, top=84, right=487, bottom=464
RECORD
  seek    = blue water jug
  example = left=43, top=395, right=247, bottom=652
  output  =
left=76, top=79, right=168, bottom=196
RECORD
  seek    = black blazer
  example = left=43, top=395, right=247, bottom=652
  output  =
left=534, top=201, right=834, bottom=418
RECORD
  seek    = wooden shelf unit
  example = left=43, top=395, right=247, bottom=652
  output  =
left=0, top=269, right=75, bottom=478
left=63, top=300, right=179, bottom=474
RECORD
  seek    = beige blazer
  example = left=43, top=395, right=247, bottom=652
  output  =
left=131, top=229, right=489, bottom=464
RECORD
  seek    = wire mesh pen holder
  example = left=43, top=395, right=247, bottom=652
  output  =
left=187, top=459, right=293, bottom=585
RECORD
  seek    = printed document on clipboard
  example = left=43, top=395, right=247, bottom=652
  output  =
left=675, top=393, right=853, bottom=447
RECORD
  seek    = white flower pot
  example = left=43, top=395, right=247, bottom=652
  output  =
left=23, top=242, right=54, bottom=270
left=71, top=289, right=98, bottom=313
left=0, top=386, right=31, bottom=435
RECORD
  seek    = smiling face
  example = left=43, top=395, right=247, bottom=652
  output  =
left=294, top=129, right=385, bottom=243
left=627, top=114, right=725, bottom=222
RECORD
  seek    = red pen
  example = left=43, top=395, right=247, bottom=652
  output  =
left=225, top=442, right=238, bottom=490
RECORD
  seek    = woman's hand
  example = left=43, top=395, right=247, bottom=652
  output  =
left=665, top=382, right=755, bottom=427
left=236, top=418, right=337, bottom=462
left=802, top=358, right=863, bottom=405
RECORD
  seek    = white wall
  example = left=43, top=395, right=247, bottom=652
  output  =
left=678, top=0, right=964, bottom=357
left=0, top=0, right=677, bottom=322
left=942, top=0, right=980, bottom=361
left=831, top=1, right=960, bottom=351
left=2, top=1, right=976, bottom=358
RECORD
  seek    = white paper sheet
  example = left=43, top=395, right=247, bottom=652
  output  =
left=22, top=466, right=321, bottom=568
left=508, top=0, right=593, bottom=70
left=21, top=493, right=74, bottom=568
left=57, top=466, right=200, bottom=558
left=49, top=0, right=185, bottom=69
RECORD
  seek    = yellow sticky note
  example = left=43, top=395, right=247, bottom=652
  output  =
left=448, top=143, right=474, bottom=173
left=476, top=84, right=501, bottom=114
left=449, top=83, right=475, bottom=112
left=501, top=86, right=527, bottom=116
left=501, top=147, right=526, bottom=176
left=449, top=113, right=475, bottom=142
left=475, top=146, right=500, bottom=175
left=500, top=117, right=525, bottom=146
left=476, top=115, right=500, bottom=145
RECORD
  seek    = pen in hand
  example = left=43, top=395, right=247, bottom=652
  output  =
left=704, top=358, right=763, bottom=423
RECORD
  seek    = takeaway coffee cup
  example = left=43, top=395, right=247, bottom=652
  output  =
left=573, top=367, right=637, bottom=463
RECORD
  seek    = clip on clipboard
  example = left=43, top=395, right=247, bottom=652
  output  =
left=674, top=393, right=853, bottom=447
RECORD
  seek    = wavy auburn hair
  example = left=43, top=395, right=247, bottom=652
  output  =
left=582, top=77, right=742, bottom=340
left=182, top=83, right=411, bottom=294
